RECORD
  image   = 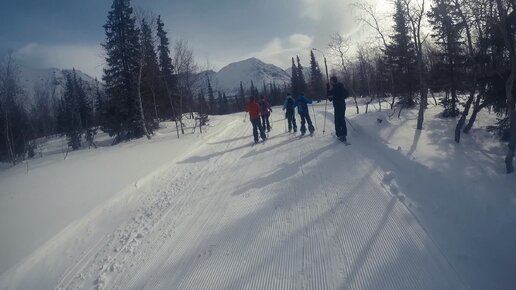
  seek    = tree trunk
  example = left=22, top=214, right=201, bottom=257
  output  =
left=455, top=90, right=475, bottom=142
left=4, top=112, right=15, bottom=165
left=137, top=60, right=151, bottom=140
left=150, top=86, right=158, bottom=121
left=463, top=100, right=487, bottom=134
left=163, top=78, right=180, bottom=139
left=496, top=0, right=516, bottom=173
left=430, top=91, right=437, bottom=105
left=504, top=64, right=516, bottom=173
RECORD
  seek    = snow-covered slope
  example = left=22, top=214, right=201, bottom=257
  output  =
left=199, top=58, right=290, bottom=95
left=1, top=102, right=515, bottom=289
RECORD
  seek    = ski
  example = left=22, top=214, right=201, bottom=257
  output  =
left=338, top=138, right=351, bottom=146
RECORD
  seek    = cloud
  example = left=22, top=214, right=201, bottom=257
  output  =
left=299, top=0, right=354, bottom=33
left=15, top=42, right=104, bottom=78
left=252, top=34, right=314, bottom=69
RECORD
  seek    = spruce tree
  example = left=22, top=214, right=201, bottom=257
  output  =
left=59, top=70, right=91, bottom=150
left=156, top=15, right=177, bottom=118
left=207, top=77, right=216, bottom=114
left=222, top=92, right=229, bottom=114
left=197, top=89, right=206, bottom=114
left=384, top=0, right=418, bottom=107
left=217, top=91, right=223, bottom=115
left=309, top=50, right=325, bottom=101
left=102, top=0, right=142, bottom=142
left=139, top=18, right=161, bottom=127
left=290, top=57, right=299, bottom=97
left=296, top=56, right=307, bottom=95
left=249, top=81, right=257, bottom=99
left=428, top=0, right=466, bottom=117
left=239, top=81, right=245, bottom=109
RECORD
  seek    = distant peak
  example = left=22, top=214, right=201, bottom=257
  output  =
left=238, top=57, right=264, bottom=64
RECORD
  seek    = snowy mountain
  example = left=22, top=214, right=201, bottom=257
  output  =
left=18, top=67, right=98, bottom=101
left=197, top=58, right=291, bottom=95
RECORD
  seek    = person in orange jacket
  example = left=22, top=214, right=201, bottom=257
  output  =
left=245, top=96, right=267, bottom=143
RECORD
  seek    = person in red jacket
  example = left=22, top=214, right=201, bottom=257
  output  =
left=245, top=96, right=267, bottom=143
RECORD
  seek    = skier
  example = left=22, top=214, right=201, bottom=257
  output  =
left=295, top=93, right=315, bottom=136
left=327, top=76, right=349, bottom=142
left=259, top=95, right=272, bottom=132
left=282, top=92, right=297, bottom=133
left=245, top=96, right=267, bottom=143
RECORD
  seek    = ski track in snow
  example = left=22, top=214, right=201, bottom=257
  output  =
left=5, top=108, right=468, bottom=290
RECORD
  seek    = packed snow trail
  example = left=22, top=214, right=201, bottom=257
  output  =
left=2, top=107, right=467, bottom=289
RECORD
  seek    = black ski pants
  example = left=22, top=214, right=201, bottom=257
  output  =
left=285, top=110, right=297, bottom=132
left=251, top=118, right=266, bottom=142
left=261, top=114, right=271, bottom=132
left=299, top=111, right=314, bottom=134
left=334, top=105, right=347, bottom=138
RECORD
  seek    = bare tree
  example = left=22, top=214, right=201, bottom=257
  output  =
left=353, top=1, right=397, bottom=110
left=0, top=52, right=25, bottom=164
left=173, top=39, right=199, bottom=132
left=328, top=33, right=360, bottom=114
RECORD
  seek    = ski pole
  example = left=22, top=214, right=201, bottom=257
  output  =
left=345, top=116, right=357, bottom=132
left=284, top=113, right=287, bottom=132
left=311, top=103, right=318, bottom=131
left=243, top=111, right=248, bottom=123
left=323, top=56, right=329, bottom=134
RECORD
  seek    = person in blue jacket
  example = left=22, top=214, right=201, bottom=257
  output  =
left=282, top=92, right=297, bottom=133
left=295, top=93, right=315, bottom=136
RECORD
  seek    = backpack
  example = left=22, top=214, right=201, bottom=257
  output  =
left=260, top=100, right=268, bottom=114
left=286, top=97, right=294, bottom=109
left=342, top=85, right=350, bottom=99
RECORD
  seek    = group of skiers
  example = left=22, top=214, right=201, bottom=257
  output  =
left=245, top=76, right=349, bottom=144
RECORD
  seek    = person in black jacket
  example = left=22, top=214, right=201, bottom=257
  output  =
left=327, top=76, right=349, bottom=141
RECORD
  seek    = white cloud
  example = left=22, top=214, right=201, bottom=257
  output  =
left=16, top=43, right=104, bottom=79
left=299, top=0, right=353, bottom=33
left=251, top=34, right=314, bottom=69
left=288, top=34, right=313, bottom=48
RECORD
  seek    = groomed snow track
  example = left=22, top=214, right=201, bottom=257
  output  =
left=2, top=108, right=466, bottom=290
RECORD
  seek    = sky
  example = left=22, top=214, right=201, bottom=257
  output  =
left=0, top=0, right=378, bottom=78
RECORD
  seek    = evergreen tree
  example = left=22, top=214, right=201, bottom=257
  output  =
left=156, top=15, right=177, bottom=118
left=139, top=18, right=161, bottom=127
left=197, top=89, right=206, bottom=114
left=290, top=56, right=307, bottom=97
left=207, top=77, right=216, bottom=114
left=249, top=81, right=258, bottom=99
left=239, top=81, right=245, bottom=109
left=222, top=92, right=229, bottom=114
left=93, top=78, right=104, bottom=127
left=309, top=50, right=325, bottom=101
left=296, top=56, right=307, bottom=95
left=290, top=57, right=298, bottom=97
left=102, top=0, right=142, bottom=142
left=384, top=0, right=418, bottom=107
left=59, top=70, right=91, bottom=150
left=217, top=91, right=223, bottom=115
left=428, top=0, right=466, bottom=117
